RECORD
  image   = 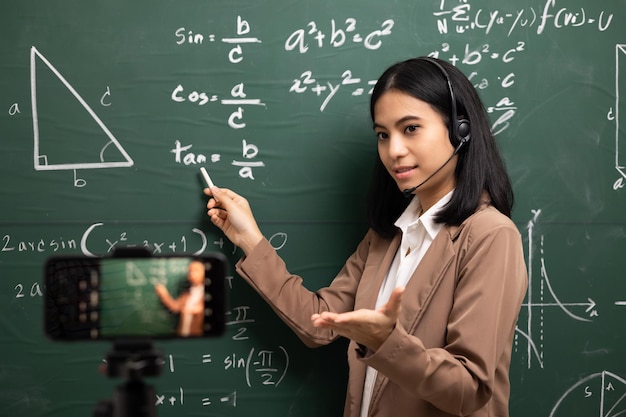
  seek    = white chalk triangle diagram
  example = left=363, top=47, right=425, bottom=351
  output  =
left=30, top=46, right=133, bottom=170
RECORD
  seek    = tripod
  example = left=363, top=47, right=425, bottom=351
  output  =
left=93, top=340, right=163, bottom=417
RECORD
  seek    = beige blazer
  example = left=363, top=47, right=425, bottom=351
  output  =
left=236, top=203, right=528, bottom=417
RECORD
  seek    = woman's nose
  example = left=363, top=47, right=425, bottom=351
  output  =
left=387, top=134, right=408, bottom=158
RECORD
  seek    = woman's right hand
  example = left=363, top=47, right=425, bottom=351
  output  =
left=204, top=187, right=264, bottom=255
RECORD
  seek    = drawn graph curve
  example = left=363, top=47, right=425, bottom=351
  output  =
left=30, top=46, right=133, bottom=171
left=549, top=371, right=626, bottom=417
left=517, top=210, right=597, bottom=370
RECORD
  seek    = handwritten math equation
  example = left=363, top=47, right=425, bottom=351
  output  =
left=1, top=223, right=287, bottom=260
left=284, top=18, right=394, bottom=53
left=12, top=2, right=621, bottom=188
left=434, top=0, right=614, bottom=36
left=287, top=38, right=524, bottom=136
left=169, top=80, right=266, bottom=179
left=154, top=345, right=288, bottom=409
left=175, top=16, right=262, bottom=64
left=171, top=16, right=395, bottom=181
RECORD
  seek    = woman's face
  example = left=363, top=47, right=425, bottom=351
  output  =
left=373, top=89, right=457, bottom=207
left=187, top=261, right=205, bottom=286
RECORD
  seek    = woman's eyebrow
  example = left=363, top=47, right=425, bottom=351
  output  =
left=373, top=115, right=422, bottom=130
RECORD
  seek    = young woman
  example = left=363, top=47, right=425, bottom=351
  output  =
left=203, top=57, right=528, bottom=417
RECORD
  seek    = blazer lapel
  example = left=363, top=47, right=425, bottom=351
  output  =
left=400, top=226, right=456, bottom=333
left=354, top=233, right=401, bottom=310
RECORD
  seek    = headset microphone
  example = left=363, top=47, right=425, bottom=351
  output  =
left=401, top=57, right=472, bottom=198
left=401, top=139, right=467, bottom=197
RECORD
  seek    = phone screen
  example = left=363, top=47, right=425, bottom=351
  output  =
left=44, top=254, right=226, bottom=341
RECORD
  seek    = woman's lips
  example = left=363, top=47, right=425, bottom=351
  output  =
left=393, top=166, right=417, bottom=180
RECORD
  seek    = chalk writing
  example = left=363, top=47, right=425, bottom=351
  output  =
left=430, top=41, right=526, bottom=66
left=515, top=209, right=598, bottom=370
left=2, top=234, right=77, bottom=253
left=2, top=227, right=288, bottom=260
left=14, top=282, right=44, bottom=299
left=212, top=232, right=287, bottom=256
left=155, top=387, right=184, bottom=408
left=79, top=222, right=208, bottom=256
left=174, top=16, right=262, bottom=63
left=201, top=390, right=237, bottom=407
left=156, top=346, right=288, bottom=408
left=548, top=371, right=626, bottom=417
left=434, top=0, right=613, bottom=36
left=227, top=305, right=255, bottom=341
left=155, top=386, right=238, bottom=408
left=161, top=354, right=238, bottom=408
left=285, top=18, right=394, bottom=53
left=8, top=102, right=20, bottom=115
left=222, top=16, right=263, bottom=64
left=289, top=70, right=377, bottom=111
left=169, top=77, right=269, bottom=179
left=171, top=140, right=211, bottom=165
left=537, top=1, right=614, bottom=34
left=232, top=139, right=265, bottom=179
left=100, top=86, right=111, bottom=107
left=29, top=46, right=134, bottom=187
left=487, top=97, right=518, bottom=136
left=614, top=44, right=626, bottom=190
left=170, top=83, right=266, bottom=128
left=426, top=39, right=526, bottom=136
left=223, top=346, right=289, bottom=387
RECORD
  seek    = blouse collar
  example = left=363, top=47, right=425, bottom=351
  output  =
left=395, top=190, right=454, bottom=240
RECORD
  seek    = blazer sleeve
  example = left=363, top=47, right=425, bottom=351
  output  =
left=361, top=218, right=528, bottom=415
left=235, top=229, right=376, bottom=348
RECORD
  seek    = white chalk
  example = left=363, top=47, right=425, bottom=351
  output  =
left=200, top=167, right=219, bottom=202
left=200, top=167, right=216, bottom=189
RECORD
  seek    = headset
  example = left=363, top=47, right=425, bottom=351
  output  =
left=419, top=57, right=471, bottom=147
left=401, top=57, right=472, bottom=197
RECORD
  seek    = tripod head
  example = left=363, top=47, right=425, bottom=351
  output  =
left=93, top=340, right=163, bottom=417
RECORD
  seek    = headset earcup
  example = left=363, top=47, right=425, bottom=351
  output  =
left=456, top=118, right=471, bottom=143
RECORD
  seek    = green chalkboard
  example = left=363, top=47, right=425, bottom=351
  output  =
left=1, top=1, right=626, bottom=416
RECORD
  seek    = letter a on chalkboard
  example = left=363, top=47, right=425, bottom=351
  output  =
left=30, top=46, right=133, bottom=171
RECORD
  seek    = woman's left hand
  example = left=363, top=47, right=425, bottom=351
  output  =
left=311, top=287, right=404, bottom=351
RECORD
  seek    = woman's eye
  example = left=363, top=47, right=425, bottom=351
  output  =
left=375, top=132, right=388, bottom=140
left=405, top=125, right=419, bottom=133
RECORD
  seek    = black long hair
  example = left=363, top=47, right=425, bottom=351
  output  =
left=366, top=57, right=514, bottom=239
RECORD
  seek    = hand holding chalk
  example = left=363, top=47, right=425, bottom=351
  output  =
left=202, top=180, right=264, bottom=256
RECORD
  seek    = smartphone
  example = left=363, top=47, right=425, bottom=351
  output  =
left=44, top=253, right=227, bottom=341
